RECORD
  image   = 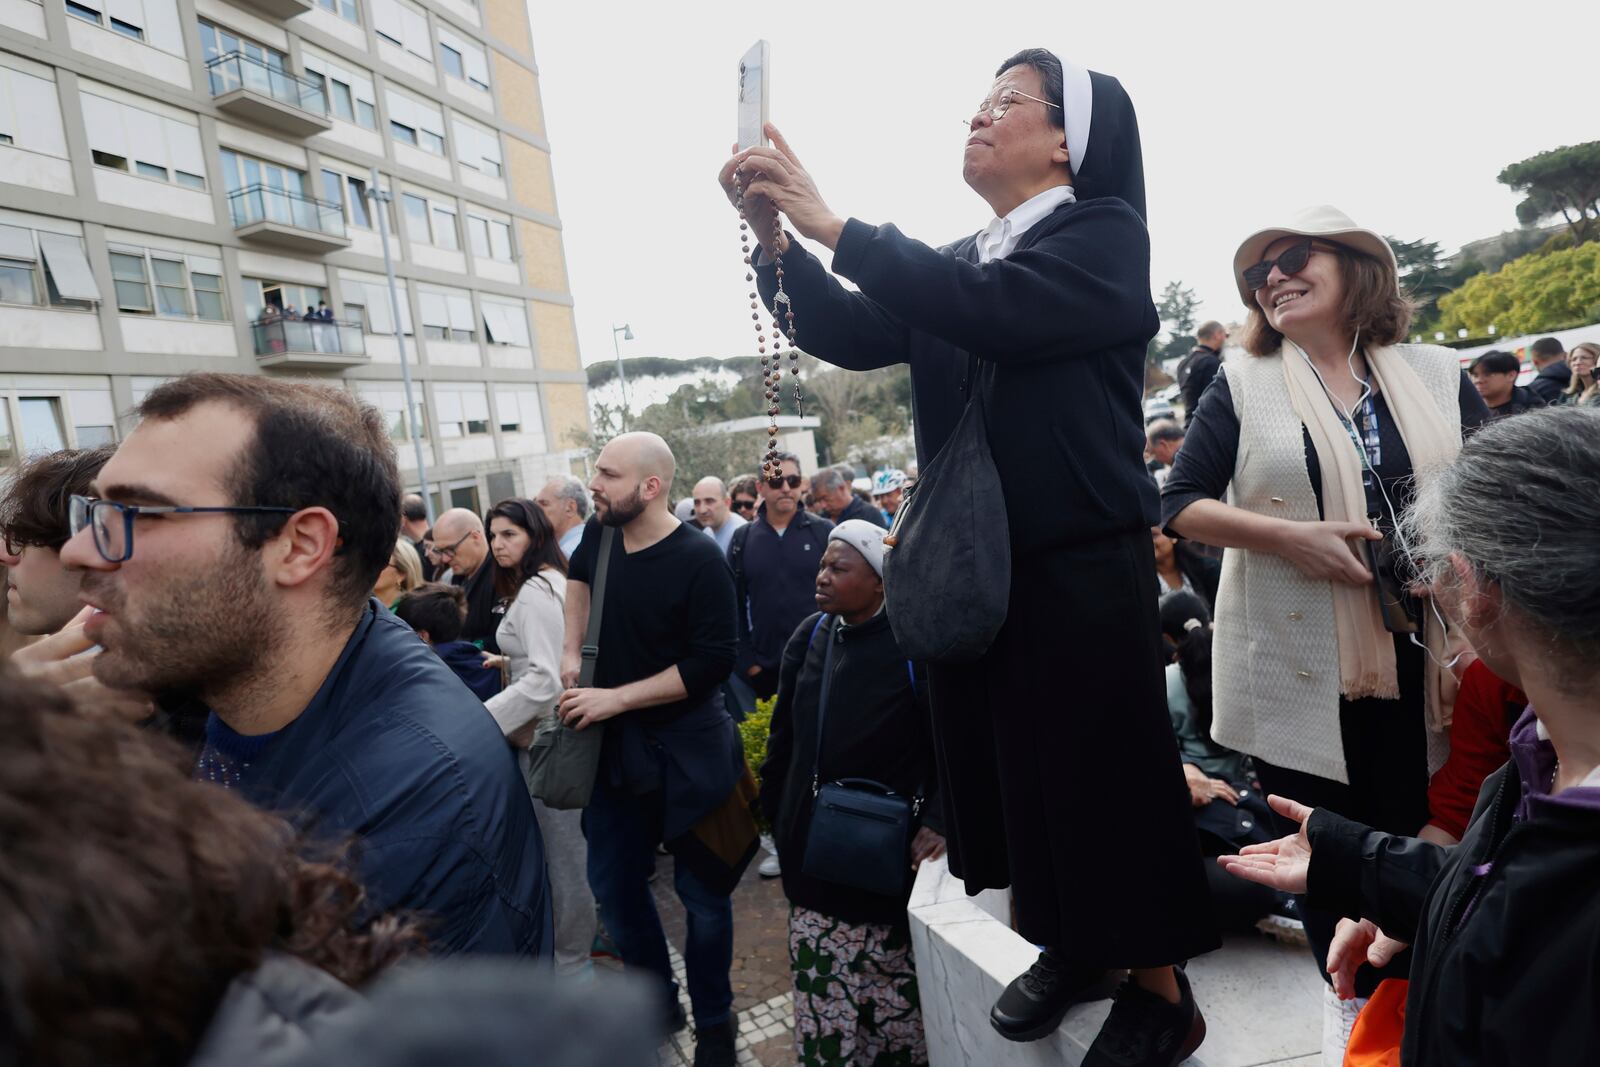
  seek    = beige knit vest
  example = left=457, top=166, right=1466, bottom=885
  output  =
left=1212, top=345, right=1461, bottom=784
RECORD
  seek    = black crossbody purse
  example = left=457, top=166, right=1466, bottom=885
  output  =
left=799, top=615, right=922, bottom=898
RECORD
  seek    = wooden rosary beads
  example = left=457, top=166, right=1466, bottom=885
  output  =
left=736, top=178, right=802, bottom=483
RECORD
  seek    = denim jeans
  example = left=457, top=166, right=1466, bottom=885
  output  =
left=585, top=777, right=735, bottom=1028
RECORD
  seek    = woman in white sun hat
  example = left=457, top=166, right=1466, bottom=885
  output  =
left=1160, top=206, right=1491, bottom=1049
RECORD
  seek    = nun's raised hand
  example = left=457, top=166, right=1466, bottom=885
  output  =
left=736, top=124, right=846, bottom=251
left=1215, top=794, right=1315, bottom=894
left=718, top=143, right=781, bottom=258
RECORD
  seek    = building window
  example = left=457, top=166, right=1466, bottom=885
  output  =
left=315, top=0, right=360, bottom=24
left=82, top=91, right=207, bottom=191
left=452, top=116, right=502, bottom=177
left=66, top=0, right=102, bottom=24
left=431, top=205, right=459, bottom=250
left=385, top=89, right=445, bottom=156
left=419, top=129, right=445, bottom=155
left=0, top=257, right=35, bottom=304
left=346, top=176, right=371, bottom=228
left=434, top=385, right=489, bottom=438
left=68, top=390, right=118, bottom=448
left=109, top=252, right=152, bottom=313
left=389, top=119, right=417, bottom=146
left=439, top=43, right=464, bottom=80
left=465, top=214, right=514, bottom=262
left=109, top=17, right=144, bottom=39
left=495, top=387, right=542, bottom=434
left=18, top=397, right=66, bottom=453
left=481, top=301, right=529, bottom=346
left=490, top=220, right=513, bottom=260
left=192, top=270, right=225, bottom=319
left=0, top=226, right=101, bottom=307
left=359, top=385, right=424, bottom=441
left=109, top=246, right=227, bottom=321
left=303, top=51, right=378, bottom=129
left=401, top=193, right=430, bottom=244
left=329, top=79, right=355, bottom=122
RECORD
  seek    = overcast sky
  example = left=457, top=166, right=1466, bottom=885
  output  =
left=525, top=0, right=1594, bottom=369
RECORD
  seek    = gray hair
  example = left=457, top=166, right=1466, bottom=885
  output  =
left=810, top=468, right=847, bottom=493
left=547, top=474, right=590, bottom=520
left=1400, top=406, right=1600, bottom=691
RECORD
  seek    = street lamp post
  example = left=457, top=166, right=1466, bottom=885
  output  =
left=367, top=168, right=436, bottom=522
left=611, top=323, right=634, bottom=427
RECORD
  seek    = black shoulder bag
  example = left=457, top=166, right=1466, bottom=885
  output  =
left=799, top=615, right=922, bottom=897
left=525, top=525, right=615, bottom=810
left=881, top=365, right=1010, bottom=662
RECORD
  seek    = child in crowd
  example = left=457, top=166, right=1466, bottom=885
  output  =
left=394, top=583, right=502, bottom=701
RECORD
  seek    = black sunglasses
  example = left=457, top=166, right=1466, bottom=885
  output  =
left=766, top=474, right=803, bottom=490
left=1241, top=238, right=1341, bottom=292
left=731, top=498, right=756, bottom=511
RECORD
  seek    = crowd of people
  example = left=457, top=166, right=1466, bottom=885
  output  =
left=2, top=41, right=1597, bottom=1067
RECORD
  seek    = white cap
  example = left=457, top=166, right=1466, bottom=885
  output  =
left=828, top=520, right=887, bottom=578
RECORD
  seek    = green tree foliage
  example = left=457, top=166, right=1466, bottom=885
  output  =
left=1435, top=240, right=1600, bottom=336
left=1148, top=280, right=1199, bottom=367
left=1387, top=235, right=1486, bottom=335
left=578, top=385, right=767, bottom=488
left=1498, top=141, right=1600, bottom=246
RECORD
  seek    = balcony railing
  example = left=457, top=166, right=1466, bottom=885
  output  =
left=228, top=184, right=348, bottom=253
left=252, top=316, right=366, bottom=363
left=208, top=52, right=327, bottom=114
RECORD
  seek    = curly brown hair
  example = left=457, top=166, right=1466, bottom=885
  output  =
left=1242, top=242, right=1414, bottom=357
left=0, top=669, right=424, bottom=1067
left=0, top=445, right=114, bottom=551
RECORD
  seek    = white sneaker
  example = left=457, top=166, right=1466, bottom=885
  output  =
left=1321, top=985, right=1366, bottom=1066
left=758, top=849, right=781, bottom=879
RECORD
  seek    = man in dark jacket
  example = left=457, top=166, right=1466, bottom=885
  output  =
left=1470, top=349, right=1544, bottom=419
left=430, top=508, right=501, bottom=656
left=729, top=452, right=834, bottom=700
left=1525, top=335, right=1570, bottom=405
left=1176, top=321, right=1227, bottom=425
left=61, top=374, right=548, bottom=957
left=807, top=466, right=886, bottom=528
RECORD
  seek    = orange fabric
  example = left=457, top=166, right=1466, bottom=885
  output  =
left=1343, top=978, right=1408, bottom=1067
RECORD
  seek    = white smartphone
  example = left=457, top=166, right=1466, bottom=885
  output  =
left=737, top=40, right=770, bottom=150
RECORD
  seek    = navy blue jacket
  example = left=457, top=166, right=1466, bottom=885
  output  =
left=834, top=494, right=888, bottom=529
left=434, top=639, right=503, bottom=702
left=236, top=601, right=549, bottom=956
left=730, top=504, right=834, bottom=675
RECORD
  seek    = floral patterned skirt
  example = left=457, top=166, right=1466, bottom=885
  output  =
left=788, top=904, right=928, bottom=1067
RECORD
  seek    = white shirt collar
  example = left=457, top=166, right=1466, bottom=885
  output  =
left=976, top=185, right=1076, bottom=264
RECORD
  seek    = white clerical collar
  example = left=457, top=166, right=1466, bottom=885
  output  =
left=976, top=185, right=1076, bottom=263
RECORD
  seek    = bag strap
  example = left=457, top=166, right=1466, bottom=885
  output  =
left=577, top=525, right=616, bottom=689
left=807, top=615, right=924, bottom=814
left=808, top=615, right=836, bottom=796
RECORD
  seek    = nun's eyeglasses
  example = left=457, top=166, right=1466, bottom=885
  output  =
left=971, top=89, right=1061, bottom=124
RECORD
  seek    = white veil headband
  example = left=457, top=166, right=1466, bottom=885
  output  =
left=1057, top=54, right=1092, bottom=176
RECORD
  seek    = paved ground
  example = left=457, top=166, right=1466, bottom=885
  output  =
left=604, top=850, right=1320, bottom=1067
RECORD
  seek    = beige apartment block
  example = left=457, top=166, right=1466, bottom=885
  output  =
left=0, top=0, right=590, bottom=512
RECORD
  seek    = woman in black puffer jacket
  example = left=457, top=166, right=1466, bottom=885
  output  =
left=1219, top=407, right=1600, bottom=1065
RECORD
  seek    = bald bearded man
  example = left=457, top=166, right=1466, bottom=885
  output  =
left=559, top=433, right=744, bottom=1066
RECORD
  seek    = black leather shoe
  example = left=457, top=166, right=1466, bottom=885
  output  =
left=990, top=949, right=1122, bottom=1043
left=691, top=1020, right=737, bottom=1067
left=1081, top=966, right=1205, bottom=1067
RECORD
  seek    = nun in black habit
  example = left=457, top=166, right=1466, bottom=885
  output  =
left=721, top=49, right=1217, bottom=1063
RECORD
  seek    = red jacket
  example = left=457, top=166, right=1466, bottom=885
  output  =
left=1426, top=660, right=1527, bottom=839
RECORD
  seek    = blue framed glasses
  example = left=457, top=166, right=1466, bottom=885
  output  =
left=68, top=494, right=298, bottom=563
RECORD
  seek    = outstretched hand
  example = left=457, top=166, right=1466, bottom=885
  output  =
left=1327, top=918, right=1409, bottom=1000
left=728, top=125, right=845, bottom=252
left=1215, top=794, right=1315, bottom=894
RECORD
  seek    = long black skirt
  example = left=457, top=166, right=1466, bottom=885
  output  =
left=926, top=529, right=1218, bottom=966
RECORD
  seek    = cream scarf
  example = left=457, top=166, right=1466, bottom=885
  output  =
left=1281, top=344, right=1460, bottom=724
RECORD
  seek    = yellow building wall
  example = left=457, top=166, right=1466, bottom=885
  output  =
left=532, top=300, right=580, bottom=371
left=518, top=219, right=569, bottom=294
left=544, top=381, right=590, bottom=450
left=481, top=0, right=531, bottom=56
left=492, top=51, right=545, bottom=138
left=505, top=136, right=557, bottom=216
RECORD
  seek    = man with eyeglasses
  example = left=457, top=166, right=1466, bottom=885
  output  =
left=726, top=452, right=833, bottom=702
left=428, top=507, right=501, bottom=657
left=57, top=373, right=549, bottom=957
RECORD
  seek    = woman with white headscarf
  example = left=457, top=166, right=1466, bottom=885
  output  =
left=720, top=48, right=1214, bottom=1066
